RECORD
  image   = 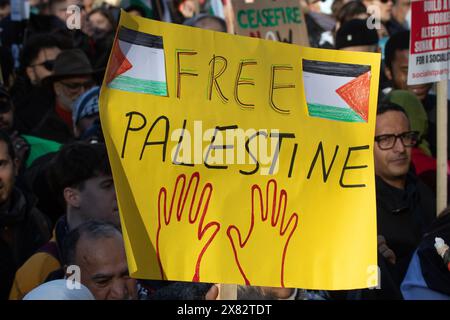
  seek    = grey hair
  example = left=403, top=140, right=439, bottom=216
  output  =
left=62, top=220, right=121, bottom=265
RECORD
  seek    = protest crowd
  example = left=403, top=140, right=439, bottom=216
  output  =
left=0, top=0, right=449, bottom=300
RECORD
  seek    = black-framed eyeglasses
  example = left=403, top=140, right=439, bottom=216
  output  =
left=374, top=131, right=419, bottom=150
left=30, top=60, right=55, bottom=72
left=60, top=80, right=94, bottom=91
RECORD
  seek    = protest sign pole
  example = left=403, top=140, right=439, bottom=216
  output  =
left=406, top=0, right=448, bottom=216
left=436, top=79, right=448, bottom=216
left=223, top=0, right=235, bottom=34
left=217, top=284, right=237, bottom=300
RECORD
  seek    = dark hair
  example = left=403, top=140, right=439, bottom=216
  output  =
left=385, top=30, right=410, bottom=70
left=88, top=7, right=117, bottom=30
left=377, top=102, right=409, bottom=117
left=336, top=1, right=368, bottom=25
left=150, top=282, right=214, bottom=300
left=0, top=0, right=9, bottom=8
left=20, top=33, right=63, bottom=69
left=438, top=207, right=450, bottom=218
left=47, top=142, right=111, bottom=204
left=0, top=129, right=15, bottom=160
left=331, top=0, right=347, bottom=19
left=48, top=0, right=66, bottom=10
left=124, top=5, right=147, bottom=17
left=62, top=220, right=121, bottom=265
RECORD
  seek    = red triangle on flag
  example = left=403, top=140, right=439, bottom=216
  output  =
left=105, top=40, right=133, bottom=85
left=335, top=71, right=371, bottom=122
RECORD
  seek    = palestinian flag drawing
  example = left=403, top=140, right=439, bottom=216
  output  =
left=302, top=60, right=371, bottom=123
left=106, top=26, right=168, bottom=96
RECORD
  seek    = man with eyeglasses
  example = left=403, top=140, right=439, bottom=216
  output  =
left=32, top=49, right=96, bottom=143
left=374, top=102, right=436, bottom=294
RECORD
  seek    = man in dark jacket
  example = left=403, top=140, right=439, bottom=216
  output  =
left=330, top=102, right=436, bottom=300
left=374, top=102, right=436, bottom=286
left=0, top=130, right=51, bottom=299
left=10, top=33, right=65, bottom=134
left=32, top=49, right=95, bottom=143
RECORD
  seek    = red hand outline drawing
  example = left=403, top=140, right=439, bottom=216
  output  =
left=227, top=179, right=299, bottom=287
left=156, top=172, right=220, bottom=282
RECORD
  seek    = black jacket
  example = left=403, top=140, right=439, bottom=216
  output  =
left=31, top=107, right=74, bottom=144
left=376, top=173, right=436, bottom=282
left=328, top=174, right=436, bottom=300
left=10, top=77, right=55, bottom=134
left=0, top=188, right=51, bottom=299
left=416, top=212, right=450, bottom=296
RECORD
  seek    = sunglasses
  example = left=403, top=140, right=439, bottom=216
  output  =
left=30, top=60, right=55, bottom=72
left=374, top=131, right=419, bottom=150
left=60, top=80, right=95, bottom=91
left=379, top=0, right=393, bottom=3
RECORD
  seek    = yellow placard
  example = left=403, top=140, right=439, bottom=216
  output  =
left=99, top=11, right=380, bottom=290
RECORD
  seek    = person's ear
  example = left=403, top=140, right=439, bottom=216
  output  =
left=73, top=125, right=80, bottom=138
left=53, top=82, right=60, bottom=95
left=26, top=66, right=36, bottom=83
left=64, top=187, right=81, bottom=208
left=385, top=66, right=393, bottom=81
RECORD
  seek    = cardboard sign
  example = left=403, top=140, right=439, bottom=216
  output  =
left=231, top=0, right=309, bottom=46
left=408, top=0, right=450, bottom=85
left=99, top=11, right=380, bottom=289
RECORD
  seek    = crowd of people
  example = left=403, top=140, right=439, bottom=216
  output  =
left=0, top=0, right=449, bottom=300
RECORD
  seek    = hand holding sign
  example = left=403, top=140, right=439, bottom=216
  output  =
left=227, top=179, right=299, bottom=287
left=156, top=172, right=220, bottom=282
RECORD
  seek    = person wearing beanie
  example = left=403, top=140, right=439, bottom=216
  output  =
left=335, top=18, right=379, bottom=52
left=72, top=86, right=100, bottom=140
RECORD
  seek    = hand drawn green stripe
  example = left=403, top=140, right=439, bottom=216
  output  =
left=108, top=75, right=168, bottom=96
left=307, top=103, right=364, bottom=123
